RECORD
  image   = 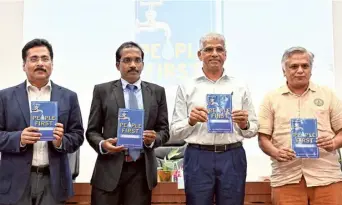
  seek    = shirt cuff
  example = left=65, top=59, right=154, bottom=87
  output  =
left=183, top=118, right=198, bottom=135
left=238, top=121, right=258, bottom=138
left=99, top=140, right=109, bottom=154
left=54, top=142, right=63, bottom=149
left=144, top=140, right=155, bottom=148
left=20, top=142, right=26, bottom=147
left=240, top=120, right=250, bottom=130
left=170, top=118, right=198, bottom=142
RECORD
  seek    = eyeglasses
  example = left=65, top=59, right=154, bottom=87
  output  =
left=27, top=56, right=51, bottom=63
left=201, top=47, right=226, bottom=54
left=120, top=57, right=143, bottom=64
left=288, top=63, right=311, bottom=70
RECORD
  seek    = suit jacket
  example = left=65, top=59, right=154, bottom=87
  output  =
left=0, top=81, right=84, bottom=204
left=86, top=80, right=169, bottom=191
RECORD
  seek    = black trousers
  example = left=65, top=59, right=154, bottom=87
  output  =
left=91, top=158, right=151, bottom=205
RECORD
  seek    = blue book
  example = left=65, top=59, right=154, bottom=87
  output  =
left=30, top=101, right=58, bottom=141
left=117, top=108, right=144, bottom=149
left=207, top=94, right=233, bottom=133
left=291, top=118, right=319, bottom=158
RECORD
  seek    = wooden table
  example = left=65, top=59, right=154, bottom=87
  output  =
left=66, top=182, right=271, bottom=205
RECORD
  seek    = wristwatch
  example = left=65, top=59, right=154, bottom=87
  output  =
left=241, top=120, right=250, bottom=130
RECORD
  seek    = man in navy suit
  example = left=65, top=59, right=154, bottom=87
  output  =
left=0, top=39, right=84, bottom=205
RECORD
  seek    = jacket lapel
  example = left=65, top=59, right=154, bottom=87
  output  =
left=141, top=82, right=151, bottom=127
left=50, top=81, right=63, bottom=112
left=14, top=82, right=30, bottom=126
left=113, top=80, right=151, bottom=126
left=112, top=80, right=125, bottom=109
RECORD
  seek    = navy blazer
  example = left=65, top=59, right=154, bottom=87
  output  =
left=0, top=81, right=84, bottom=204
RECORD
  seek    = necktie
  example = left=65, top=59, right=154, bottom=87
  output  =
left=126, top=84, right=141, bottom=161
left=127, top=84, right=138, bottom=110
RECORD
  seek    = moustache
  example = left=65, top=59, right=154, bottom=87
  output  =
left=128, top=68, right=139, bottom=73
left=34, top=67, right=47, bottom=72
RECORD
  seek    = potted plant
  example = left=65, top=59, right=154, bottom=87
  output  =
left=158, top=148, right=181, bottom=182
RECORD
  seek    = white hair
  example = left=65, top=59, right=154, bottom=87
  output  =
left=199, top=32, right=226, bottom=50
left=281, top=46, right=314, bottom=70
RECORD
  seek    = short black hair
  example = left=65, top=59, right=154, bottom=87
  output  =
left=115, top=41, right=144, bottom=64
left=22, top=38, right=53, bottom=62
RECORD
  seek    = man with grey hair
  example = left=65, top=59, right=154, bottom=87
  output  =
left=170, top=32, right=258, bottom=205
left=258, top=46, right=342, bottom=204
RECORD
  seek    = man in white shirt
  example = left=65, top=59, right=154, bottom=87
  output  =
left=0, top=38, right=84, bottom=205
left=170, top=33, right=258, bottom=205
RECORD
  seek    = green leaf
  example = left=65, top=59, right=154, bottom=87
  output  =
left=163, top=161, right=175, bottom=171
left=167, top=148, right=181, bottom=160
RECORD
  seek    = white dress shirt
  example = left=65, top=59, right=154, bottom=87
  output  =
left=26, top=80, right=51, bottom=166
left=170, top=71, right=258, bottom=145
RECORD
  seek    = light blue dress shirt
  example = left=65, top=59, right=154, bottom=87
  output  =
left=99, top=78, right=154, bottom=154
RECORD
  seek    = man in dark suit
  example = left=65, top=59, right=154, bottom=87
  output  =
left=86, top=41, right=169, bottom=205
left=0, top=38, right=84, bottom=205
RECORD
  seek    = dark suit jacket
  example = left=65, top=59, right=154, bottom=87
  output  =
left=86, top=80, right=169, bottom=191
left=0, top=81, right=84, bottom=204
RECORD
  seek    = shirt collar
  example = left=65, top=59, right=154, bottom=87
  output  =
left=280, top=81, right=317, bottom=95
left=26, top=80, right=51, bottom=92
left=194, top=68, right=230, bottom=82
left=121, top=78, right=142, bottom=90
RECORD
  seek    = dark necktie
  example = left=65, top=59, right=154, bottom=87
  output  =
left=126, top=84, right=141, bottom=161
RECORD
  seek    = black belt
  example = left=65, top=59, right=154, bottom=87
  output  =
left=189, top=142, right=242, bottom=153
left=31, top=166, right=50, bottom=175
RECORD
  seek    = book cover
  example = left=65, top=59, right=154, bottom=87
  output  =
left=207, top=94, right=233, bottom=133
left=117, top=108, right=144, bottom=149
left=291, top=118, right=319, bottom=158
left=30, top=101, right=58, bottom=141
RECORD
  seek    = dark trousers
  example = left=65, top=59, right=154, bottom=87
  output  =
left=8, top=172, right=64, bottom=205
left=184, top=145, right=247, bottom=205
left=91, top=158, right=151, bottom=205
